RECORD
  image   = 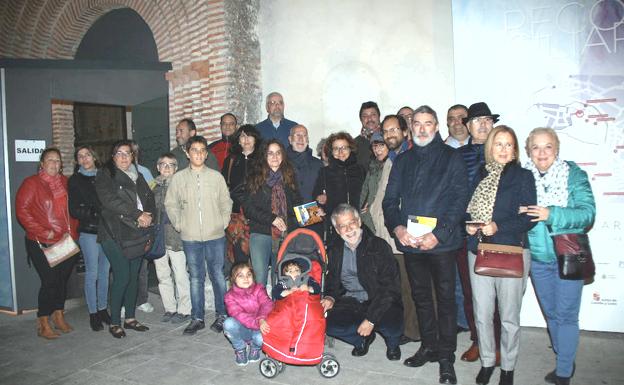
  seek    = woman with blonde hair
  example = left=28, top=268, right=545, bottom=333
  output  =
left=523, top=127, right=595, bottom=385
left=465, top=126, right=536, bottom=385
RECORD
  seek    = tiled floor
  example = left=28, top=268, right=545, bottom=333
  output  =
left=1, top=296, right=623, bottom=385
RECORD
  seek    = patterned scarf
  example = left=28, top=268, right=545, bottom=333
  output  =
left=38, top=169, right=66, bottom=199
left=267, top=170, right=287, bottom=239
left=467, top=162, right=506, bottom=223
left=524, top=158, right=568, bottom=207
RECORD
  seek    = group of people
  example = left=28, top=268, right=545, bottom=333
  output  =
left=15, top=92, right=595, bottom=385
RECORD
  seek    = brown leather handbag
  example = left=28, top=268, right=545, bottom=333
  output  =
left=475, top=235, right=524, bottom=278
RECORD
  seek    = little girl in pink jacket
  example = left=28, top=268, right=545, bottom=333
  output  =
left=223, top=262, right=273, bottom=366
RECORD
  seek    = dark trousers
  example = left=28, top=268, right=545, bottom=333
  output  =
left=326, top=297, right=403, bottom=349
left=26, top=238, right=77, bottom=317
left=101, top=240, right=142, bottom=325
left=404, top=250, right=457, bottom=360
left=456, top=243, right=501, bottom=346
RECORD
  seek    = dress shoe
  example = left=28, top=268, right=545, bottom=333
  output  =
left=555, top=376, right=570, bottom=385
left=123, top=320, right=149, bottom=331
left=352, top=332, right=376, bottom=357
left=461, top=343, right=479, bottom=362
left=399, top=334, right=418, bottom=345
left=403, top=345, right=438, bottom=367
left=499, top=369, right=514, bottom=385
left=439, top=359, right=457, bottom=384
left=476, top=366, right=495, bottom=385
left=386, top=346, right=401, bottom=361
left=546, top=363, right=575, bottom=384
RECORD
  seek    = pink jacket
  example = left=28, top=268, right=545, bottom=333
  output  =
left=225, top=283, right=273, bottom=330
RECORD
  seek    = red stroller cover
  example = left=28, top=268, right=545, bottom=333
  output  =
left=262, top=229, right=327, bottom=365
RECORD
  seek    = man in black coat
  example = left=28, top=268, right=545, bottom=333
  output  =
left=321, top=204, right=403, bottom=361
left=286, top=124, right=322, bottom=202
left=382, top=105, right=469, bottom=385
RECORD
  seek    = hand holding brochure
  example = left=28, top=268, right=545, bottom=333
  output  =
left=407, top=215, right=437, bottom=237
left=293, top=201, right=324, bottom=227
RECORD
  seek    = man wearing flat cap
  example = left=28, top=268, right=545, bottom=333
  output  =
left=456, top=102, right=503, bottom=365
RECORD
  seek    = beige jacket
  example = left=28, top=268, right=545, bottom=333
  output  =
left=165, top=166, right=232, bottom=242
left=369, top=159, right=400, bottom=254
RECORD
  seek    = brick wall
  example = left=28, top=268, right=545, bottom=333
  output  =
left=0, top=0, right=261, bottom=151
left=50, top=101, right=75, bottom=176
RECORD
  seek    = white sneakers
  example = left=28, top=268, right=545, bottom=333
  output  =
left=137, top=302, right=154, bottom=313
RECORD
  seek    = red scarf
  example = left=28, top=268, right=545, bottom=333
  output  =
left=38, top=169, right=67, bottom=199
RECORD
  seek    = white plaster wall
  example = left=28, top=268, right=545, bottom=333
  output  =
left=258, top=0, right=456, bottom=150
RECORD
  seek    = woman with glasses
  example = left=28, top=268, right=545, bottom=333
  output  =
left=360, top=132, right=389, bottom=233
left=313, top=131, right=366, bottom=239
left=243, top=139, right=301, bottom=286
left=68, top=146, right=111, bottom=332
left=95, top=140, right=155, bottom=338
left=152, top=153, right=192, bottom=324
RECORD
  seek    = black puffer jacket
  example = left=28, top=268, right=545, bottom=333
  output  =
left=325, top=226, right=402, bottom=325
left=222, top=151, right=258, bottom=213
left=312, top=153, right=366, bottom=220
left=95, top=164, right=155, bottom=245
left=243, top=182, right=302, bottom=236
left=68, top=171, right=101, bottom=234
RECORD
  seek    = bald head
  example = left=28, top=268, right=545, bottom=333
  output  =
left=288, top=124, right=309, bottom=152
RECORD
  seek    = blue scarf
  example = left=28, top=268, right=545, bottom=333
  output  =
left=78, top=166, right=97, bottom=177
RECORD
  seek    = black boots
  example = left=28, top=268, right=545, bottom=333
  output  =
left=476, top=366, right=495, bottom=385
left=89, top=313, right=103, bottom=331
left=98, top=309, right=112, bottom=325
left=499, top=369, right=514, bottom=385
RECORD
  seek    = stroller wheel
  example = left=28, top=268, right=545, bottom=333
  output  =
left=318, top=354, right=340, bottom=378
left=259, top=358, right=280, bottom=378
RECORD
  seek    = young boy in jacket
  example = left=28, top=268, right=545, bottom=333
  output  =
left=165, top=136, right=233, bottom=335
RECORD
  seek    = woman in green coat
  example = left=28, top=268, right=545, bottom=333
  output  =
left=523, top=127, right=596, bottom=385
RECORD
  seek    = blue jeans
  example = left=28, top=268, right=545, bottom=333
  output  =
left=183, top=238, right=227, bottom=320
left=223, top=317, right=263, bottom=351
left=79, top=233, right=110, bottom=314
left=249, top=233, right=277, bottom=286
left=531, top=260, right=583, bottom=377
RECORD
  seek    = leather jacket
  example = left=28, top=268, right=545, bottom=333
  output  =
left=16, top=174, right=79, bottom=243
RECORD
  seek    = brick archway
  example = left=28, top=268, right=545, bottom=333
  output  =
left=0, top=0, right=261, bottom=143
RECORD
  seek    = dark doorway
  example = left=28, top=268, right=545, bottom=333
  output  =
left=74, top=102, right=128, bottom=164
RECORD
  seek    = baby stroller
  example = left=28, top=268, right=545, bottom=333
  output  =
left=259, top=228, right=340, bottom=379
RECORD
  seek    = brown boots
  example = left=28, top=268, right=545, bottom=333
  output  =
left=37, top=316, right=60, bottom=339
left=51, top=310, right=73, bottom=333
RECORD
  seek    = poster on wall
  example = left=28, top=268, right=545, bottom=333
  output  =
left=452, top=0, right=624, bottom=332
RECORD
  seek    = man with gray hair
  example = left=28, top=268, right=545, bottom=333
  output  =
left=256, top=91, right=298, bottom=147
left=321, top=204, right=403, bottom=361
left=383, top=105, right=469, bottom=384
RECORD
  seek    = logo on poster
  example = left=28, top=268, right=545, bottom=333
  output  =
left=591, top=291, right=618, bottom=306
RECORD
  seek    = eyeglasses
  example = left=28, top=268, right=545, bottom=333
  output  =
left=158, top=162, right=177, bottom=169
left=114, top=151, right=132, bottom=158
left=189, top=148, right=207, bottom=154
left=332, top=146, right=350, bottom=153
left=268, top=100, right=284, bottom=106
left=372, top=143, right=387, bottom=149
left=383, top=126, right=401, bottom=135
left=471, top=116, right=494, bottom=124
left=77, top=153, right=93, bottom=159
left=336, top=219, right=359, bottom=232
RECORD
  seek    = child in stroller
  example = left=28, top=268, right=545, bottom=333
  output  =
left=259, top=229, right=340, bottom=379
